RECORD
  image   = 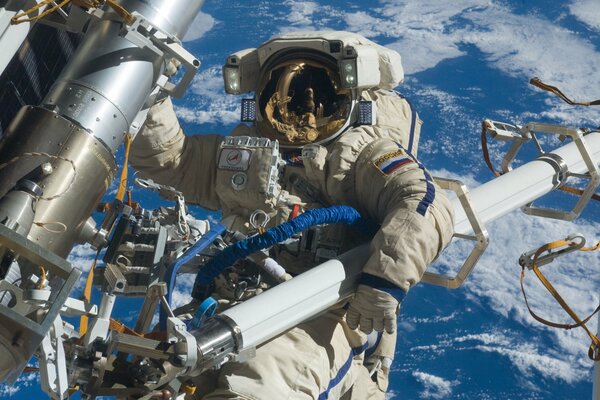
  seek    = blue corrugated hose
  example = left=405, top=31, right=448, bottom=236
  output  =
left=191, top=205, right=366, bottom=300
left=160, top=223, right=226, bottom=330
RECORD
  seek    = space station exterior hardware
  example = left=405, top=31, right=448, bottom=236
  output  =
left=0, top=1, right=598, bottom=399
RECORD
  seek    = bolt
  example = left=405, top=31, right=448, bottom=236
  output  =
left=41, top=163, right=53, bottom=176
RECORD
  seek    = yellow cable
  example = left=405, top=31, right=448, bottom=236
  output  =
left=12, top=0, right=134, bottom=25
left=79, top=250, right=100, bottom=337
left=520, top=238, right=600, bottom=360
left=116, top=134, right=132, bottom=202
left=11, top=0, right=72, bottom=24
left=106, top=0, right=134, bottom=24
left=38, top=266, right=46, bottom=289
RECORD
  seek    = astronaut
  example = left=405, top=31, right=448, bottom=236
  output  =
left=130, top=31, right=454, bottom=399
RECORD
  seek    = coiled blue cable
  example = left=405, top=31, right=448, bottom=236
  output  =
left=191, top=205, right=366, bottom=300
left=160, top=223, right=226, bottom=330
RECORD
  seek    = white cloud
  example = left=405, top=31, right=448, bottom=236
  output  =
left=341, top=0, right=600, bottom=125
left=0, top=372, right=39, bottom=397
left=427, top=170, right=600, bottom=381
left=343, top=1, right=481, bottom=74
left=67, top=244, right=98, bottom=292
left=412, top=370, right=456, bottom=399
left=569, top=0, right=600, bottom=31
left=172, top=274, right=195, bottom=309
left=476, top=343, right=581, bottom=383
left=176, top=66, right=242, bottom=127
left=279, top=0, right=339, bottom=32
left=407, top=311, right=459, bottom=324
left=183, top=12, right=216, bottom=42
left=285, top=1, right=320, bottom=27
left=385, top=390, right=400, bottom=400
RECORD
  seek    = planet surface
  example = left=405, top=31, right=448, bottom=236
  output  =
left=1, top=0, right=599, bottom=399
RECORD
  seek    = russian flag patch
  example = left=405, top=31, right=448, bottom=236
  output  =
left=373, top=149, right=413, bottom=175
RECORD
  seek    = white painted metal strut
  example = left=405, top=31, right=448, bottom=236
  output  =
left=453, top=130, right=600, bottom=236
left=222, top=130, right=600, bottom=354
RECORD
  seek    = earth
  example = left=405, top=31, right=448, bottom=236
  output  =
left=2, top=0, right=600, bottom=399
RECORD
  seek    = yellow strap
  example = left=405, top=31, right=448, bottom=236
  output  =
left=520, top=238, right=600, bottom=360
left=109, top=318, right=143, bottom=337
left=115, top=134, right=132, bottom=202
left=11, top=0, right=71, bottom=24
left=106, top=0, right=134, bottom=24
left=79, top=250, right=100, bottom=337
left=558, top=185, right=600, bottom=202
left=11, top=0, right=134, bottom=25
left=530, top=77, right=600, bottom=106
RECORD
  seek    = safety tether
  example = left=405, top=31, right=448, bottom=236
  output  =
left=520, top=238, right=600, bottom=360
left=530, top=77, right=600, bottom=106
left=11, top=0, right=134, bottom=25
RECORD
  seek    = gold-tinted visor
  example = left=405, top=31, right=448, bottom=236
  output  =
left=256, top=60, right=352, bottom=146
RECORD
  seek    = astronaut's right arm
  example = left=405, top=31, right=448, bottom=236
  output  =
left=130, top=97, right=222, bottom=210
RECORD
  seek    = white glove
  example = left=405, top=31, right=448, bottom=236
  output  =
left=164, top=58, right=182, bottom=77
left=346, top=284, right=401, bottom=334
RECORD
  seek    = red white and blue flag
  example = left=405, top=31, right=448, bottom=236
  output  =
left=374, top=149, right=413, bottom=175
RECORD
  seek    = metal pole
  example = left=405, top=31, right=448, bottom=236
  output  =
left=595, top=309, right=600, bottom=400
left=454, top=131, right=600, bottom=235
left=213, top=131, right=600, bottom=354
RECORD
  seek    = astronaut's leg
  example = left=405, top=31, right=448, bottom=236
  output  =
left=339, top=365, right=386, bottom=400
left=194, top=311, right=375, bottom=400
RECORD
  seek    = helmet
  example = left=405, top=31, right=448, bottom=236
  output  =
left=255, top=50, right=353, bottom=145
left=223, top=31, right=404, bottom=147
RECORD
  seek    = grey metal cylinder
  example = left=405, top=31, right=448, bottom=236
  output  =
left=0, top=106, right=117, bottom=257
left=117, top=0, right=205, bottom=41
left=0, top=182, right=40, bottom=237
left=43, top=17, right=160, bottom=152
left=43, top=0, right=205, bottom=153
left=0, top=0, right=205, bottom=258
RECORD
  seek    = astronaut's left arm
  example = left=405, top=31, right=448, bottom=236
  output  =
left=330, top=136, right=454, bottom=333
left=355, top=138, right=454, bottom=291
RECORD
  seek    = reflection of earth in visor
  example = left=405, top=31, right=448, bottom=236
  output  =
left=257, top=62, right=352, bottom=145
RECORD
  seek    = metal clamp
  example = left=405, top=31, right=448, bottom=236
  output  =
left=121, top=12, right=200, bottom=98
left=167, top=317, right=198, bottom=370
left=519, top=124, right=600, bottom=221
left=519, top=233, right=586, bottom=270
left=484, top=120, right=600, bottom=221
left=421, top=177, right=489, bottom=289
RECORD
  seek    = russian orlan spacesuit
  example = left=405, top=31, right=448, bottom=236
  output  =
left=130, top=31, right=454, bottom=400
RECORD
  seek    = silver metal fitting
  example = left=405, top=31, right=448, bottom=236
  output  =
left=536, top=153, right=568, bottom=189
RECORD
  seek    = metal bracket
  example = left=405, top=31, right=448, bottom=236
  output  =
left=421, top=177, right=489, bottom=289
left=167, top=317, right=198, bottom=370
left=120, top=12, right=200, bottom=98
left=484, top=120, right=600, bottom=221
left=39, top=316, right=69, bottom=400
left=0, top=224, right=80, bottom=383
left=519, top=233, right=586, bottom=270
left=134, top=283, right=167, bottom=333
left=519, top=123, right=600, bottom=221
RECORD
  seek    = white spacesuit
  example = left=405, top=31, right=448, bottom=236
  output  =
left=131, top=31, right=454, bottom=400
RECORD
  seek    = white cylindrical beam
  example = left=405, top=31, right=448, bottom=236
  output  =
left=453, top=131, right=600, bottom=235
left=222, top=131, right=600, bottom=352
left=222, top=245, right=369, bottom=350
